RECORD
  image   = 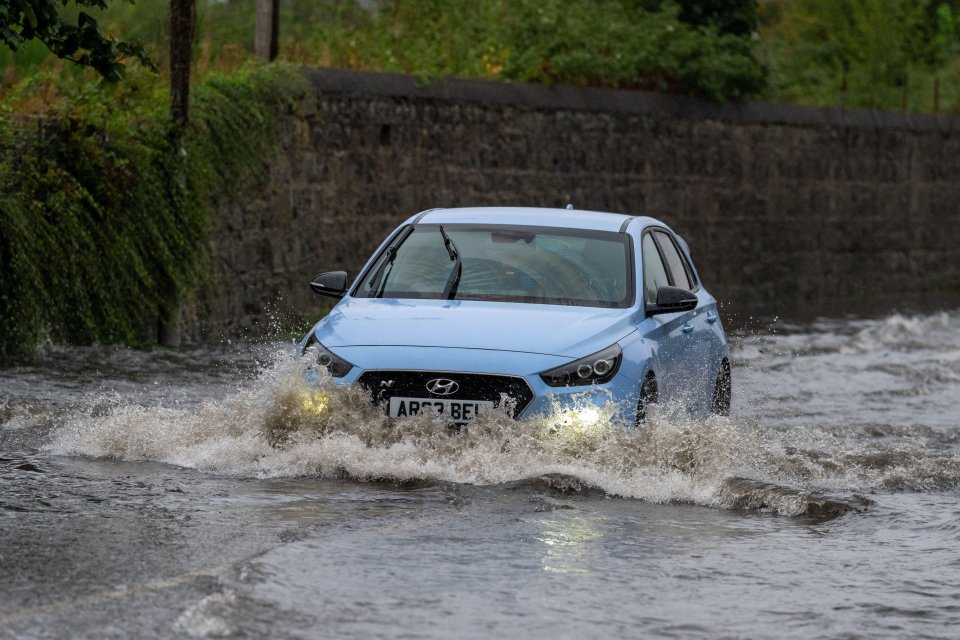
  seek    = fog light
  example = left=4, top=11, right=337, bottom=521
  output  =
left=301, top=391, right=329, bottom=414
left=554, top=407, right=602, bottom=430
left=577, top=408, right=600, bottom=425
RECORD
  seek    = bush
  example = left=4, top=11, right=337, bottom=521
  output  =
left=307, top=0, right=766, bottom=101
left=0, top=62, right=311, bottom=360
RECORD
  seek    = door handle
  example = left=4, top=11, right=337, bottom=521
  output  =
left=706, top=313, right=718, bottom=324
left=682, top=322, right=694, bottom=334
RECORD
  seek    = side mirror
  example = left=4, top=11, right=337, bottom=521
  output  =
left=646, top=285, right=697, bottom=316
left=310, top=271, right=348, bottom=299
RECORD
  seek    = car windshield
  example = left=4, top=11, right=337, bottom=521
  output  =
left=355, top=224, right=634, bottom=308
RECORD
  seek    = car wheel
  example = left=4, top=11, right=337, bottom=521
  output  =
left=635, top=374, right=658, bottom=426
left=711, top=359, right=732, bottom=416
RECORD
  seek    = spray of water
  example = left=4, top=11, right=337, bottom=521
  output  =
left=46, top=340, right=960, bottom=519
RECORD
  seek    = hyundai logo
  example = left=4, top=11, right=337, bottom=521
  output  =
left=426, top=378, right=459, bottom=396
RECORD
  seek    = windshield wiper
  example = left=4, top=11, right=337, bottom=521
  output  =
left=439, top=226, right=462, bottom=300
left=368, top=225, right=415, bottom=297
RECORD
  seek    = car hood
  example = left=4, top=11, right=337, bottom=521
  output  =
left=312, top=298, right=638, bottom=358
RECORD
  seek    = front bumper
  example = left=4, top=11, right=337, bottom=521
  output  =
left=312, top=345, right=640, bottom=426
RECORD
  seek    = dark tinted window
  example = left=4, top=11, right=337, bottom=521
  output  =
left=642, top=234, right=670, bottom=303
left=654, top=231, right=693, bottom=291
left=675, top=236, right=698, bottom=288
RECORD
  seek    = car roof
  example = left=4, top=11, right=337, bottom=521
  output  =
left=412, top=206, right=662, bottom=233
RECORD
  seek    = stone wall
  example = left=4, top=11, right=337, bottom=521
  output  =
left=202, top=68, right=960, bottom=337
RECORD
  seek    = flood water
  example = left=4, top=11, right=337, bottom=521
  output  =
left=2, top=311, right=960, bottom=639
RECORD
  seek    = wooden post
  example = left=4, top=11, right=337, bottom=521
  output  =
left=170, top=0, right=196, bottom=129
left=165, top=0, right=196, bottom=345
left=255, top=0, right=280, bottom=61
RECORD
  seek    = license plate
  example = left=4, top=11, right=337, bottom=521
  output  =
left=388, top=397, right=494, bottom=422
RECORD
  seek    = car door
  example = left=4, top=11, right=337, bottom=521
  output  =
left=651, top=230, right=715, bottom=407
left=639, top=231, right=691, bottom=404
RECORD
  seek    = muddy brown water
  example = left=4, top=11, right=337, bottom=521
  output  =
left=2, top=311, right=960, bottom=639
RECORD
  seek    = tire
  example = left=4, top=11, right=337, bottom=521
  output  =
left=711, top=359, right=732, bottom=416
left=635, top=375, right=659, bottom=426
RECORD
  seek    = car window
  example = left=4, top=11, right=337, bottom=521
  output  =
left=355, top=225, right=633, bottom=308
left=654, top=231, right=693, bottom=291
left=680, top=245, right=698, bottom=288
left=641, top=233, right=670, bottom=303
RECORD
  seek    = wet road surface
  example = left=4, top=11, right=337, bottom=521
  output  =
left=2, top=311, right=960, bottom=638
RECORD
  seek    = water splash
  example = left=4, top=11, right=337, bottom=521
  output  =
left=845, top=311, right=958, bottom=354
left=46, top=348, right=960, bottom=518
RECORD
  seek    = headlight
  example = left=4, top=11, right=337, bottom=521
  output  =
left=539, top=344, right=622, bottom=387
left=303, top=336, right=354, bottom=377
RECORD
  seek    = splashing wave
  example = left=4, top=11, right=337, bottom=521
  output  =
left=46, top=350, right=960, bottom=518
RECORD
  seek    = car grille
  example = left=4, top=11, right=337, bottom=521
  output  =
left=356, top=371, right=535, bottom=418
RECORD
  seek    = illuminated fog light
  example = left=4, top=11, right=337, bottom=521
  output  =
left=576, top=408, right=601, bottom=425
left=552, top=407, right=602, bottom=432
left=301, top=391, right=330, bottom=414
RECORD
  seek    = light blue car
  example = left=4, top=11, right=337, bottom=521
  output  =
left=297, top=207, right=731, bottom=427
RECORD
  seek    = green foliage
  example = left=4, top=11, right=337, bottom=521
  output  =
left=5, top=0, right=960, bottom=111
left=295, top=0, right=766, bottom=101
left=0, top=62, right=311, bottom=360
left=2, top=0, right=766, bottom=102
left=761, top=0, right=960, bottom=111
left=0, top=0, right=153, bottom=80
left=670, top=0, right=760, bottom=37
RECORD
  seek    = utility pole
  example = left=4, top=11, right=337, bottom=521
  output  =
left=170, top=0, right=196, bottom=130
left=164, top=0, right=197, bottom=346
left=255, top=0, right=280, bottom=61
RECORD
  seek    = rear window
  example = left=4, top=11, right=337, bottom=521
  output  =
left=653, top=231, right=696, bottom=291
